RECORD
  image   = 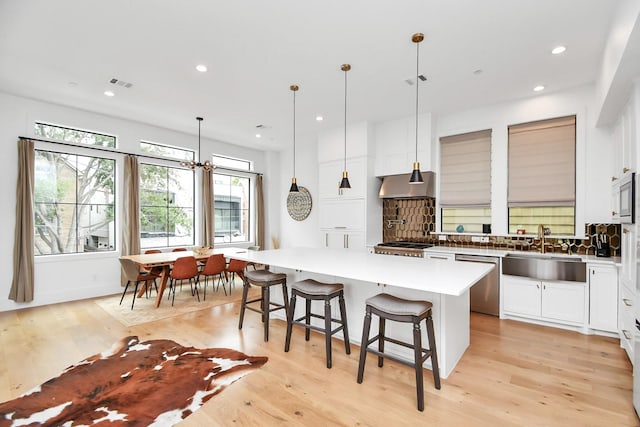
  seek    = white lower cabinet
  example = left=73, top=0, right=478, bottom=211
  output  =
left=503, top=275, right=585, bottom=325
left=618, top=279, right=635, bottom=362
left=588, top=264, right=618, bottom=333
left=321, top=230, right=365, bottom=250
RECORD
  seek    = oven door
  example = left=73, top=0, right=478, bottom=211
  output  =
left=620, top=172, right=635, bottom=223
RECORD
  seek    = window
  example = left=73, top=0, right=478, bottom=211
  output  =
left=440, top=129, right=492, bottom=233
left=35, top=122, right=116, bottom=148
left=508, top=116, right=576, bottom=235
left=140, top=164, right=195, bottom=248
left=212, top=154, right=251, bottom=171
left=140, top=140, right=194, bottom=162
left=34, top=150, right=115, bottom=255
left=214, top=173, right=250, bottom=243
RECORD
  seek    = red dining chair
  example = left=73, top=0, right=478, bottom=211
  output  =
left=224, top=259, right=247, bottom=294
left=199, top=254, right=228, bottom=298
left=168, top=256, right=200, bottom=306
left=172, top=248, right=187, bottom=252
left=119, top=258, right=161, bottom=310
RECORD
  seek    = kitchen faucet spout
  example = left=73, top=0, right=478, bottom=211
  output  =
left=537, top=224, right=545, bottom=254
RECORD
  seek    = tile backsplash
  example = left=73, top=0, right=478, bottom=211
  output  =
left=382, top=198, right=621, bottom=256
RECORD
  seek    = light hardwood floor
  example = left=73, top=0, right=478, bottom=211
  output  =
left=0, top=292, right=638, bottom=426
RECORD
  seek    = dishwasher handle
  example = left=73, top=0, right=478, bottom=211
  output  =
left=455, top=254, right=500, bottom=264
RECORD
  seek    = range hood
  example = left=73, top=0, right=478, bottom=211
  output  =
left=378, top=171, right=435, bottom=199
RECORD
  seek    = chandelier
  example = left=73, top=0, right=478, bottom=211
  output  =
left=181, top=116, right=214, bottom=171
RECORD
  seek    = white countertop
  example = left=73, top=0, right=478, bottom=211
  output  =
left=230, top=247, right=494, bottom=297
left=424, top=246, right=621, bottom=266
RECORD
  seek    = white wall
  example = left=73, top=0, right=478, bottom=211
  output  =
left=0, top=91, right=274, bottom=312
left=435, top=84, right=612, bottom=235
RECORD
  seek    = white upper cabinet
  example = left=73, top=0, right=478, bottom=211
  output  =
left=374, top=114, right=432, bottom=177
left=319, top=157, right=366, bottom=199
left=621, top=96, right=637, bottom=175
left=317, top=122, right=370, bottom=163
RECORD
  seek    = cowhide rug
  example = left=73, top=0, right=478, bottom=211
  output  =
left=0, top=336, right=268, bottom=426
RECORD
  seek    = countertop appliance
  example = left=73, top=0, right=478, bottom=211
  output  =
left=455, top=254, right=500, bottom=316
left=373, top=241, right=433, bottom=258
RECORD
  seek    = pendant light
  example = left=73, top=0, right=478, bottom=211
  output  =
left=289, top=84, right=300, bottom=192
left=339, top=64, right=352, bottom=190
left=180, top=117, right=213, bottom=171
left=409, top=33, right=424, bottom=184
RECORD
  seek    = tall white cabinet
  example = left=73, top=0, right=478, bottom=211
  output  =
left=317, top=121, right=382, bottom=249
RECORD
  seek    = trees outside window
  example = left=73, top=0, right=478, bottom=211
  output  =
left=140, top=164, right=194, bottom=248
left=34, top=151, right=115, bottom=255
left=214, top=173, right=250, bottom=243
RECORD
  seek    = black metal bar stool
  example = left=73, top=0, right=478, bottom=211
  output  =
left=356, top=293, right=440, bottom=411
left=284, top=279, right=350, bottom=368
left=238, top=269, right=289, bottom=342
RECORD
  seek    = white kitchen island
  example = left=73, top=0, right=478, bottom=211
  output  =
left=231, top=247, right=494, bottom=378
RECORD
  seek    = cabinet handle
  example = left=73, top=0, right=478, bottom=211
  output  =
left=624, top=167, right=630, bottom=173
left=543, top=284, right=546, bottom=290
left=623, top=330, right=631, bottom=340
left=612, top=176, right=618, bottom=182
left=536, top=284, right=540, bottom=289
left=325, top=233, right=328, bottom=247
left=623, top=298, right=633, bottom=307
left=344, top=234, right=349, bottom=248
left=430, top=256, right=449, bottom=260
left=623, top=228, right=629, bottom=234
left=612, top=211, right=618, bottom=216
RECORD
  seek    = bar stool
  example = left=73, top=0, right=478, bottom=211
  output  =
left=238, top=269, right=289, bottom=342
left=284, top=279, right=350, bottom=368
left=356, top=293, right=440, bottom=412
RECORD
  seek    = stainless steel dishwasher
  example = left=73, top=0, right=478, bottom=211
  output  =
left=455, top=254, right=500, bottom=316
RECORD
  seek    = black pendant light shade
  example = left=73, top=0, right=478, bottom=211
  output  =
left=339, top=63, right=351, bottom=190
left=289, top=84, right=300, bottom=193
left=409, top=33, right=425, bottom=184
left=409, top=162, right=424, bottom=184
left=289, top=177, right=299, bottom=193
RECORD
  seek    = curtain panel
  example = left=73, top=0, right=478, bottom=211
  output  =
left=255, top=175, right=265, bottom=250
left=121, top=155, right=140, bottom=285
left=202, top=169, right=214, bottom=248
left=10, top=138, right=35, bottom=302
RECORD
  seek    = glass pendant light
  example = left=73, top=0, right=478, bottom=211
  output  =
left=409, top=33, right=424, bottom=184
left=339, top=63, right=352, bottom=190
left=289, top=84, right=300, bottom=192
left=180, top=117, right=213, bottom=171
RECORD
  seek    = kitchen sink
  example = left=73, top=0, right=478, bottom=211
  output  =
left=502, top=253, right=586, bottom=282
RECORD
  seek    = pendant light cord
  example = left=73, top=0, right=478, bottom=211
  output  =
left=293, top=89, right=296, bottom=177
left=415, top=41, right=419, bottom=162
left=344, top=67, right=348, bottom=171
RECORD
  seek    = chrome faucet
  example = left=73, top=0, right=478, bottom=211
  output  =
left=537, top=224, right=545, bottom=254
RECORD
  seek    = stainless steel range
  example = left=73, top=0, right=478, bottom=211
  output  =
left=374, top=241, right=434, bottom=257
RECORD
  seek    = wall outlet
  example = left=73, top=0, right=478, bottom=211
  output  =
left=438, top=235, right=447, bottom=241
left=479, top=236, right=489, bottom=243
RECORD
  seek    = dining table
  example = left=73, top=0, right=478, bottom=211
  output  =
left=120, top=247, right=249, bottom=308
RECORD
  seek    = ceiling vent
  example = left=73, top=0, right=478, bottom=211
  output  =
left=109, top=78, right=133, bottom=88
left=404, top=75, right=427, bottom=86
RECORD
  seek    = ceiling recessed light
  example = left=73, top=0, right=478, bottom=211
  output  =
left=255, top=133, right=262, bottom=138
left=533, top=85, right=545, bottom=92
left=104, top=90, right=115, bottom=97
left=196, top=64, right=207, bottom=72
left=315, top=115, right=324, bottom=121
left=551, top=46, right=566, bottom=55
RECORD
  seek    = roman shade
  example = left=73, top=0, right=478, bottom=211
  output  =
left=508, top=115, right=575, bottom=206
left=439, top=129, right=492, bottom=207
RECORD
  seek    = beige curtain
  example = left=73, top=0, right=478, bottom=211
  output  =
left=10, top=138, right=35, bottom=302
left=121, top=155, right=140, bottom=284
left=255, top=175, right=265, bottom=250
left=202, top=169, right=214, bottom=247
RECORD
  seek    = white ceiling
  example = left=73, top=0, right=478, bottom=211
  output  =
left=0, top=0, right=623, bottom=151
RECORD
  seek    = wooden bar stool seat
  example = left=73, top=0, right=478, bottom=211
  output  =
left=238, top=269, right=289, bottom=342
left=356, top=293, right=440, bottom=411
left=284, top=279, right=350, bottom=368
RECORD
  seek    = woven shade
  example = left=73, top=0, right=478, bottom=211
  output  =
left=440, top=129, right=492, bottom=207
left=508, top=116, right=575, bottom=206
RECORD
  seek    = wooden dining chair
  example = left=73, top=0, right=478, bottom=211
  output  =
left=199, top=254, right=228, bottom=298
left=168, top=256, right=201, bottom=306
left=119, top=258, right=161, bottom=310
left=142, top=249, right=162, bottom=297
left=224, top=259, right=247, bottom=294
left=172, top=248, right=187, bottom=252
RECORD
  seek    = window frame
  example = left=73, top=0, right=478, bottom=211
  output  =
left=212, top=170, right=253, bottom=245
left=34, top=121, right=117, bottom=148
